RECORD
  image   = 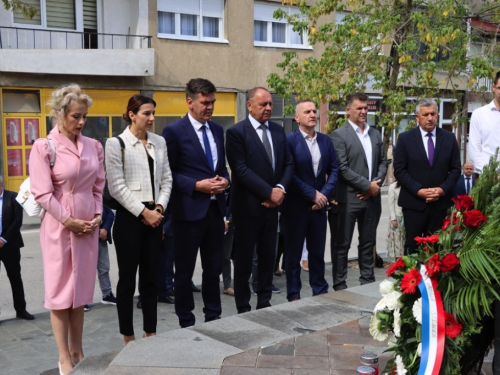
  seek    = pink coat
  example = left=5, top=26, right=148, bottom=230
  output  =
left=30, top=127, right=105, bottom=310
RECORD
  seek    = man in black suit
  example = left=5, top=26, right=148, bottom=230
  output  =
left=330, top=93, right=387, bottom=291
left=394, top=98, right=461, bottom=254
left=226, top=87, right=294, bottom=313
left=452, top=162, right=475, bottom=197
left=0, top=176, right=34, bottom=320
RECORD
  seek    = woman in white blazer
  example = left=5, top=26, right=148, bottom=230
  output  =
left=105, top=95, right=172, bottom=345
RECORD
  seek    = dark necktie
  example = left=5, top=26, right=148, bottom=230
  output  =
left=201, top=125, right=214, bottom=172
left=426, top=133, right=434, bottom=166
left=466, top=177, right=470, bottom=195
left=259, top=124, right=273, bottom=165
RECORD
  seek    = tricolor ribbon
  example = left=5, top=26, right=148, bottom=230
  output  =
left=417, top=264, right=445, bottom=375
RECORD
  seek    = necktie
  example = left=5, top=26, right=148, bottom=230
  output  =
left=201, top=125, right=214, bottom=172
left=426, top=133, right=434, bottom=166
left=259, top=124, right=273, bottom=165
left=466, top=177, right=470, bottom=195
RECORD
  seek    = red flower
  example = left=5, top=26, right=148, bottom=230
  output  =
left=442, top=218, right=451, bottom=231
left=445, top=312, right=463, bottom=338
left=414, top=236, right=426, bottom=245
left=386, top=257, right=405, bottom=277
left=441, top=253, right=460, bottom=272
left=425, top=254, right=441, bottom=278
left=463, top=210, right=488, bottom=229
left=414, top=235, right=439, bottom=246
left=401, top=268, right=422, bottom=294
left=451, top=195, right=475, bottom=212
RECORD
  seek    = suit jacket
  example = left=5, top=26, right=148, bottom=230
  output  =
left=226, top=118, right=294, bottom=217
left=394, top=126, right=461, bottom=211
left=1, top=190, right=24, bottom=250
left=452, top=174, right=475, bottom=197
left=281, top=129, right=338, bottom=216
left=100, top=205, right=114, bottom=244
left=330, top=123, right=387, bottom=204
left=163, top=115, right=230, bottom=221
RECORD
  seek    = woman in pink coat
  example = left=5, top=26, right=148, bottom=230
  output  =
left=30, top=84, right=105, bottom=375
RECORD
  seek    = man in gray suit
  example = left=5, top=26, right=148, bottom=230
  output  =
left=330, top=93, right=387, bottom=290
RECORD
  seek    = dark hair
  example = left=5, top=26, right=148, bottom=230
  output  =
left=247, top=87, right=270, bottom=102
left=494, top=71, right=500, bottom=86
left=345, top=92, right=369, bottom=107
left=186, top=78, right=216, bottom=100
left=123, top=95, right=156, bottom=124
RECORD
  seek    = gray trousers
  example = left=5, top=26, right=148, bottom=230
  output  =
left=98, top=240, right=113, bottom=298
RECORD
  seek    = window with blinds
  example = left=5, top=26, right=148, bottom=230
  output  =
left=83, top=0, right=97, bottom=30
left=157, top=0, right=225, bottom=42
left=12, top=0, right=80, bottom=31
left=13, top=0, right=42, bottom=26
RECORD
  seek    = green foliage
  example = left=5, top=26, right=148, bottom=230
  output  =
left=268, top=0, right=500, bottom=132
left=2, top=0, right=37, bottom=19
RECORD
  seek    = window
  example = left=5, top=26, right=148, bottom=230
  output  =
left=13, top=0, right=76, bottom=30
left=157, top=0, right=225, bottom=42
left=254, top=2, right=308, bottom=48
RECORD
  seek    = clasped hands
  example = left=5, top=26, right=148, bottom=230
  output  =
left=417, top=187, right=444, bottom=202
left=64, top=216, right=102, bottom=236
left=262, top=187, right=286, bottom=208
left=195, top=175, right=229, bottom=195
left=357, top=179, right=381, bottom=201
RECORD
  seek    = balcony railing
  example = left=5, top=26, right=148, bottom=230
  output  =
left=0, top=26, right=152, bottom=50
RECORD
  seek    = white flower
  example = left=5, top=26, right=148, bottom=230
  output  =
left=417, top=343, right=422, bottom=357
left=412, top=298, right=422, bottom=324
left=374, top=297, right=387, bottom=312
left=369, top=314, right=389, bottom=341
left=385, top=291, right=403, bottom=310
left=395, top=355, right=407, bottom=375
left=387, top=336, right=397, bottom=348
left=380, top=280, right=395, bottom=296
left=393, top=308, right=401, bottom=337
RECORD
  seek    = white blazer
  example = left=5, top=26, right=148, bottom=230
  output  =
left=105, top=126, right=172, bottom=217
left=388, top=182, right=403, bottom=220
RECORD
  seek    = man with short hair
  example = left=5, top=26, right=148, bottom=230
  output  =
left=394, top=98, right=461, bottom=254
left=226, top=87, right=294, bottom=313
left=162, top=78, right=230, bottom=327
left=0, top=176, right=34, bottom=320
left=280, top=100, right=338, bottom=301
left=330, top=93, right=387, bottom=290
left=469, top=71, right=500, bottom=174
left=452, top=162, right=475, bottom=197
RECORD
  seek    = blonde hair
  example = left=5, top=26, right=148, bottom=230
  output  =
left=48, top=84, right=93, bottom=122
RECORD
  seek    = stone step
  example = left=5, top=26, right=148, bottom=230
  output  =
left=39, top=350, right=121, bottom=375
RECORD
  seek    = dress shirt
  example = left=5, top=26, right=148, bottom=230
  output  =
left=463, top=175, right=472, bottom=194
left=469, top=101, right=500, bottom=173
left=349, top=120, right=373, bottom=180
left=0, top=189, right=6, bottom=244
left=299, top=128, right=321, bottom=176
left=188, top=113, right=218, bottom=169
left=419, top=126, right=436, bottom=159
left=249, top=114, right=275, bottom=170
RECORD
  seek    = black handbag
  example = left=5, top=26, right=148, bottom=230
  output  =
left=103, top=136, right=125, bottom=210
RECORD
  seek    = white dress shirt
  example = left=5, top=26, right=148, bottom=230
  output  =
left=349, top=120, right=373, bottom=180
left=419, top=126, right=436, bottom=159
left=469, top=101, right=500, bottom=173
left=188, top=113, right=218, bottom=170
left=299, top=128, right=321, bottom=176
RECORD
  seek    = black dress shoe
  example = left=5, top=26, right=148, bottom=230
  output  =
left=158, top=295, right=175, bottom=304
left=191, top=284, right=201, bottom=293
left=16, top=310, right=35, bottom=320
left=137, top=300, right=142, bottom=309
left=205, top=316, right=221, bottom=323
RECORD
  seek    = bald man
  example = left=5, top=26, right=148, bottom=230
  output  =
left=452, top=162, right=475, bottom=197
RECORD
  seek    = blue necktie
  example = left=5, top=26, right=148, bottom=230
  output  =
left=201, top=125, right=214, bottom=172
left=466, top=177, right=470, bottom=195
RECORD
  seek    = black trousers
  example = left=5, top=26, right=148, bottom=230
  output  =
left=113, top=206, right=161, bottom=336
left=0, top=246, right=27, bottom=313
left=233, top=209, right=278, bottom=313
left=172, top=201, right=224, bottom=328
left=402, top=205, right=447, bottom=254
left=333, top=200, right=381, bottom=290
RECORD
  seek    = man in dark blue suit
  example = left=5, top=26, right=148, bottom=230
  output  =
left=162, top=78, right=230, bottom=327
left=226, top=87, right=294, bottom=313
left=394, top=98, right=461, bottom=254
left=452, top=162, right=475, bottom=197
left=281, top=100, right=338, bottom=301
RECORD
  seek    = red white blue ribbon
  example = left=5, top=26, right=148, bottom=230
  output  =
left=417, top=264, right=445, bottom=375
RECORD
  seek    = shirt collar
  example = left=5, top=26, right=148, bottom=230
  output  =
left=249, top=114, right=268, bottom=130
left=299, top=128, right=316, bottom=141
left=419, top=125, right=437, bottom=138
left=0, top=189, right=3, bottom=199
left=348, top=120, right=369, bottom=135
left=487, top=101, right=500, bottom=112
left=123, top=126, right=154, bottom=146
left=188, top=112, right=208, bottom=131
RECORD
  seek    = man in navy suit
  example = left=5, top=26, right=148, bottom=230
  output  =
left=452, top=162, right=475, bottom=197
left=162, top=78, right=230, bottom=327
left=394, top=98, right=461, bottom=254
left=226, top=87, right=294, bottom=313
left=280, top=100, right=338, bottom=301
